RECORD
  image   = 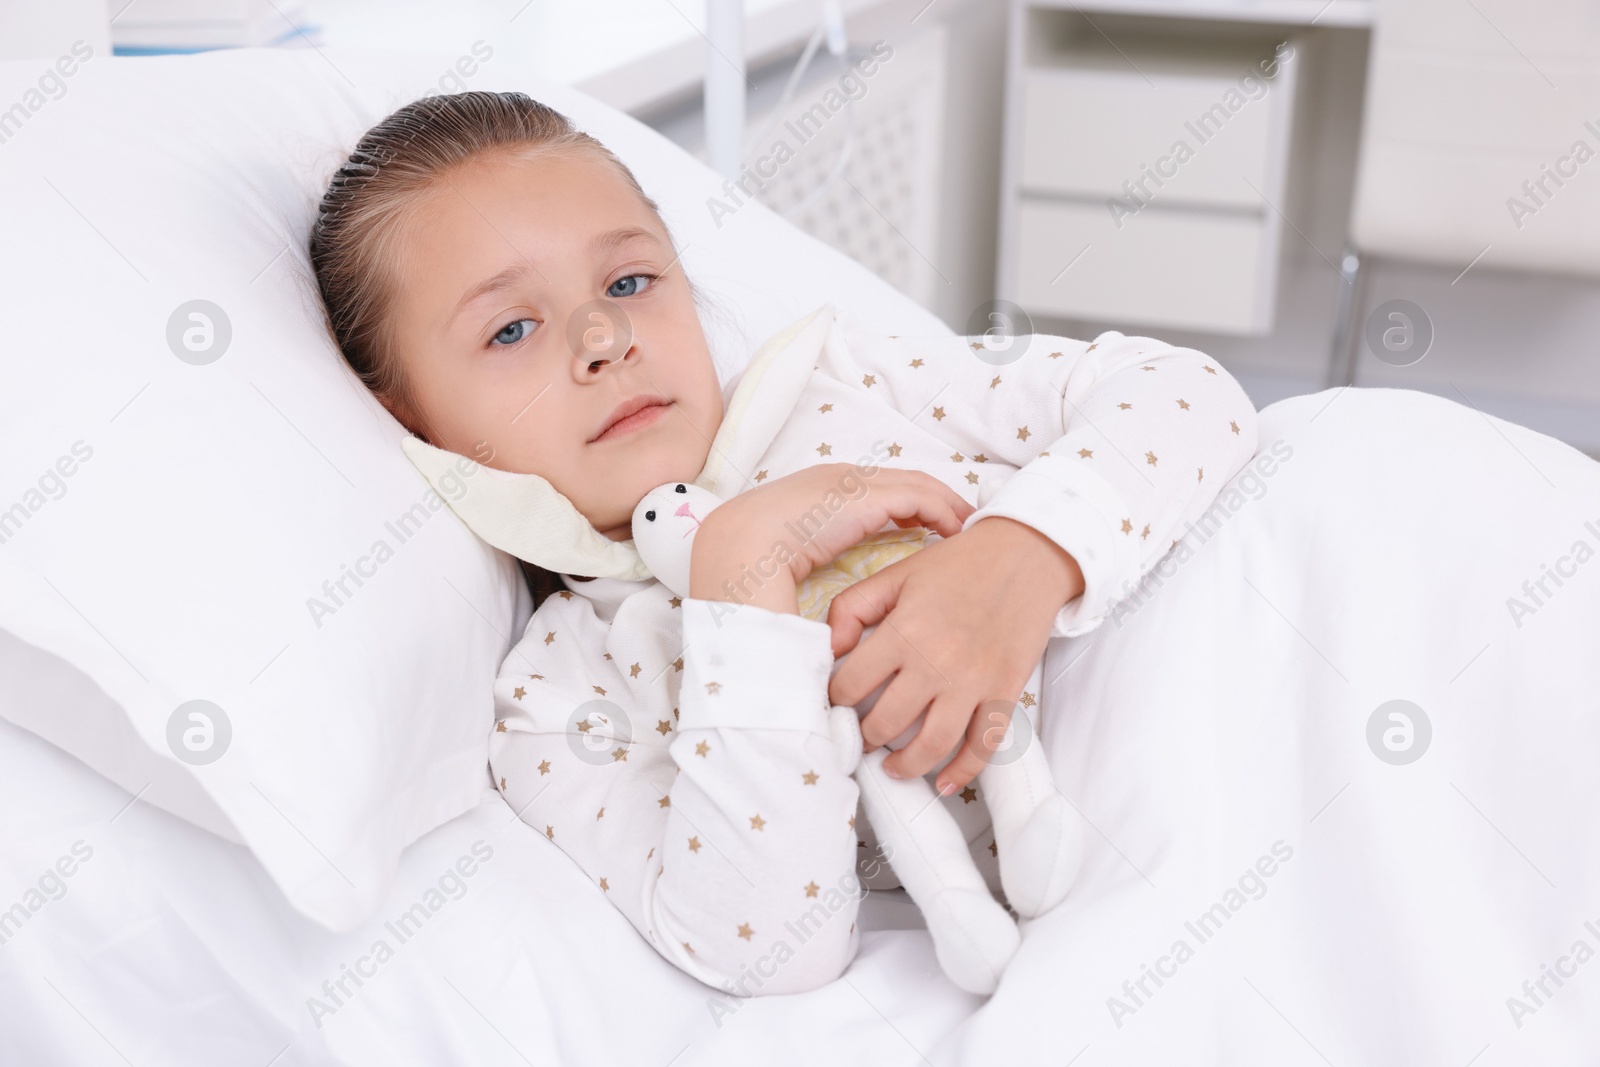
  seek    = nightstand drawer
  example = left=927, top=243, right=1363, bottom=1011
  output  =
left=1012, top=198, right=1272, bottom=334
left=1020, top=64, right=1284, bottom=210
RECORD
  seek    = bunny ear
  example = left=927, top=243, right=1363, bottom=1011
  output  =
left=400, top=436, right=654, bottom=581
left=694, top=304, right=835, bottom=498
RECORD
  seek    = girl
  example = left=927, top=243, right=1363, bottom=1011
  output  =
left=310, top=91, right=1259, bottom=997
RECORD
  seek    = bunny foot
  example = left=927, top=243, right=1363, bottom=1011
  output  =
left=992, top=791, right=1084, bottom=919
left=921, top=885, right=1022, bottom=995
left=979, top=711, right=1085, bottom=919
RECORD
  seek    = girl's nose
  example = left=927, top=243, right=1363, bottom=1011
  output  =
left=570, top=301, right=635, bottom=373
left=583, top=343, right=636, bottom=374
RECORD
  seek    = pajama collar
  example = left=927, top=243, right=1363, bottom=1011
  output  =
left=400, top=304, right=838, bottom=590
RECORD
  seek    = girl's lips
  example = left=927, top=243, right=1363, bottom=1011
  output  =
left=593, top=400, right=670, bottom=442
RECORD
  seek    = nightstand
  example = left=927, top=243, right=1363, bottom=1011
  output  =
left=995, top=0, right=1369, bottom=337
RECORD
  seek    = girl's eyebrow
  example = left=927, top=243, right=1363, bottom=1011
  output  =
left=592, top=226, right=661, bottom=256
left=453, top=264, right=530, bottom=322
left=451, top=228, right=662, bottom=323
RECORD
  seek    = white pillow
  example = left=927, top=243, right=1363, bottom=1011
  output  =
left=0, top=44, right=950, bottom=930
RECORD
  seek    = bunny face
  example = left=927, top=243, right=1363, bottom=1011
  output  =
left=629, top=482, right=725, bottom=597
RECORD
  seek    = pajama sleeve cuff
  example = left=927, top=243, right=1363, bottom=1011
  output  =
left=959, top=452, right=1139, bottom=639
left=676, top=597, right=837, bottom=736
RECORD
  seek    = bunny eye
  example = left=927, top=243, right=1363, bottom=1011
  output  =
left=644, top=510, right=656, bottom=522
left=675, top=484, right=687, bottom=493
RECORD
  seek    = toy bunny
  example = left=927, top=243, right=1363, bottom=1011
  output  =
left=632, top=481, right=1084, bottom=995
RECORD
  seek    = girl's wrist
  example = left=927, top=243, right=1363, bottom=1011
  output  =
left=689, top=526, right=801, bottom=614
left=968, top=515, right=1085, bottom=606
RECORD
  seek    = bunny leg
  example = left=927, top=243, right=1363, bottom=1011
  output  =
left=978, top=681, right=1085, bottom=919
left=852, top=740, right=1021, bottom=995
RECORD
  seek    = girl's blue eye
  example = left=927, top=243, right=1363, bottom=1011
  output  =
left=607, top=274, right=653, bottom=298
left=492, top=318, right=536, bottom=346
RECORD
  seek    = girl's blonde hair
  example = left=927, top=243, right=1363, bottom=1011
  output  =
left=310, top=91, right=668, bottom=605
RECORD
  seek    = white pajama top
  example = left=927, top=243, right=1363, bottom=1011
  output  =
left=488, top=304, right=1260, bottom=997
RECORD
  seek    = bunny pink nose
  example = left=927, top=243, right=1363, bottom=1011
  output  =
left=675, top=501, right=701, bottom=536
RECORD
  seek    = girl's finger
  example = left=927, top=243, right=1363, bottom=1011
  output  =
left=868, top=471, right=973, bottom=536
left=881, top=688, right=969, bottom=780
left=933, top=705, right=1009, bottom=795
left=855, top=671, right=929, bottom=753
left=825, top=567, right=900, bottom=662
left=879, top=482, right=968, bottom=538
left=900, top=470, right=978, bottom=523
left=931, top=740, right=985, bottom=797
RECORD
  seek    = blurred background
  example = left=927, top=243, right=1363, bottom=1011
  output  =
left=5, top=0, right=1597, bottom=457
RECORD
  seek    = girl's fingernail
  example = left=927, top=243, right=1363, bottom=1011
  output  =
left=938, top=781, right=956, bottom=796
left=884, top=764, right=901, bottom=778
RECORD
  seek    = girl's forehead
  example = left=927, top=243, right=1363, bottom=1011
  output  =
left=390, top=155, right=668, bottom=318
left=411, top=150, right=661, bottom=252
left=451, top=147, right=635, bottom=203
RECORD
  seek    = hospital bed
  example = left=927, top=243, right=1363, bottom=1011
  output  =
left=2, top=43, right=1598, bottom=1067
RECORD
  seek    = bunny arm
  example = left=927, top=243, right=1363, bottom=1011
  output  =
left=844, top=635, right=1086, bottom=926
left=828, top=704, right=1020, bottom=995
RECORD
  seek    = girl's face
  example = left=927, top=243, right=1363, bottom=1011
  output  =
left=387, top=148, right=724, bottom=541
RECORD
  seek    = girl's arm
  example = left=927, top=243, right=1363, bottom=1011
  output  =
left=838, top=315, right=1261, bottom=635
left=490, top=589, right=862, bottom=998
left=823, top=319, right=1261, bottom=787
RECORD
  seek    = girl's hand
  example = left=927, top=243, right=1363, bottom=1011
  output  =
left=688, top=464, right=974, bottom=610
left=825, top=516, right=1085, bottom=795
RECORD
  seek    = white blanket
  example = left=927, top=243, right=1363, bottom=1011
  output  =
left=948, top=385, right=1600, bottom=1065
left=3, top=384, right=1596, bottom=1065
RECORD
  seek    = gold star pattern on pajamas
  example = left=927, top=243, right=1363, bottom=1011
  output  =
left=489, top=307, right=1259, bottom=999
left=490, top=588, right=861, bottom=999
left=760, top=311, right=1261, bottom=638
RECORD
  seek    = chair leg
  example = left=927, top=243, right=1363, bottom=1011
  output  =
left=1325, top=246, right=1368, bottom=390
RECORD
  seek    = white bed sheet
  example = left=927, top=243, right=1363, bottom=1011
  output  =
left=0, top=714, right=974, bottom=1067
left=4, top=384, right=1597, bottom=1066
